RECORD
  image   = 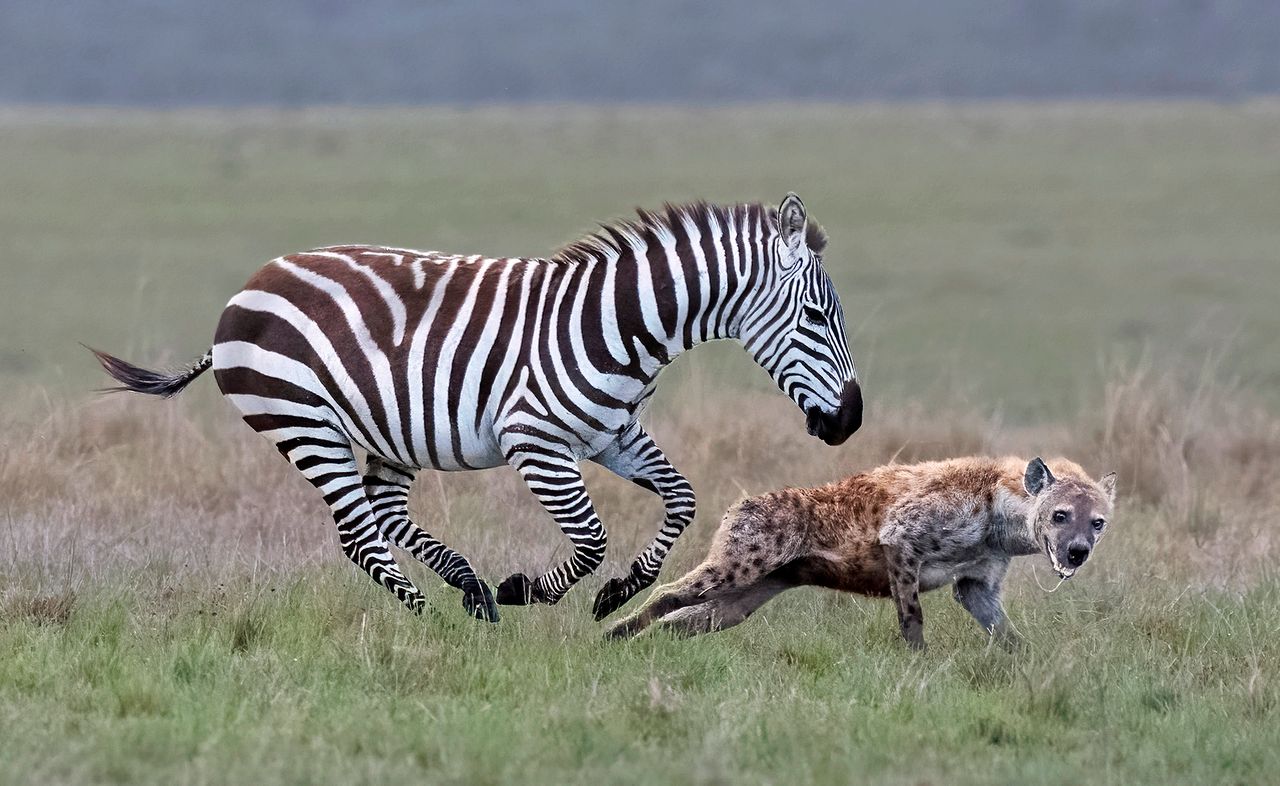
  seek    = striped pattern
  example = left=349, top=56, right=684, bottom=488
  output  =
left=96, top=195, right=862, bottom=621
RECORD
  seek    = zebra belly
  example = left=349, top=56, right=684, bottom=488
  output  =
left=409, top=415, right=507, bottom=471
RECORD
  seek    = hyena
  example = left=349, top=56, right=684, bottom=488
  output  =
left=606, top=456, right=1116, bottom=649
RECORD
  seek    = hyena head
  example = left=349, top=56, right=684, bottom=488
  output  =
left=1023, top=457, right=1117, bottom=579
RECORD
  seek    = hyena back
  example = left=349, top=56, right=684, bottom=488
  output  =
left=606, top=456, right=1116, bottom=649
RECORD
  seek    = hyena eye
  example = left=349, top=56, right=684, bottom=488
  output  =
left=1092, top=518, right=1106, bottom=531
left=1052, top=510, right=1068, bottom=523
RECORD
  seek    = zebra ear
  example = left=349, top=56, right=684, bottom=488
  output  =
left=779, top=192, right=807, bottom=253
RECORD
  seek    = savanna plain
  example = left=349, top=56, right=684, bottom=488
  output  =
left=1, top=103, right=1278, bottom=785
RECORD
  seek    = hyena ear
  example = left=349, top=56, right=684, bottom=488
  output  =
left=1024, top=457, right=1056, bottom=496
left=779, top=192, right=808, bottom=254
left=1099, top=472, right=1117, bottom=504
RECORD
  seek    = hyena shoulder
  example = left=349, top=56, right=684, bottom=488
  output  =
left=872, top=458, right=1024, bottom=549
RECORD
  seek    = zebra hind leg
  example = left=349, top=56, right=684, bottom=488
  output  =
left=363, top=457, right=498, bottom=623
left=258, top=418, right=426, bottom=613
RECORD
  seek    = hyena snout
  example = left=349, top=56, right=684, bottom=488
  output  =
left=1066, top=540, right=1091, bottom=568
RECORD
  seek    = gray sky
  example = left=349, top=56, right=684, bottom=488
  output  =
left=3, top=0, right=1278, bottom=104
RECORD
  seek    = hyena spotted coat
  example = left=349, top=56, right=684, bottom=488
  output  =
left=607, top=456, right=1117, bottom=649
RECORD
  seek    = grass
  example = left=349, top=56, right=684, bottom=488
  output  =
left=3, top=102, right=1280, bottom=416
left=1, top=103, right=1279, bottom=783
left=1, top=570, right=1276, bottom=785
left=3, top=362, right=1278, bottom=785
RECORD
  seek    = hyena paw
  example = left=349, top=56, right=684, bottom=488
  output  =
left=603, top=616, right=642, bottom=640
left=461, top=580, right=500, bottom=623
left=591, top=577, right=637, bottom=621
left=994, top=629, right=1026, bottom=653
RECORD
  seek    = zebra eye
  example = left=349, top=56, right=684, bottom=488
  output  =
left=801, top=304, right=825, bottom=327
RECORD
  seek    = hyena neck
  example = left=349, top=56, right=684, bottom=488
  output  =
left=987, top=485, right=1041, bottom=557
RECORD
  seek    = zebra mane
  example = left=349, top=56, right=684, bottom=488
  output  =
left=554, top=201, right=827, bottom=265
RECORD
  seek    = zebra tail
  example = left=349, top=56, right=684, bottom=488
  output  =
left=86, top=346, right=213, bottom=399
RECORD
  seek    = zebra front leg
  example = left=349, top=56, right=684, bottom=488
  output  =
left=495, top=445, right=606, bottom=607
left=589, top=424, right=696, bottom=620
left=363, top=457, right=498, bottom=623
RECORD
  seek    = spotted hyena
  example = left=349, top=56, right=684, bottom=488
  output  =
left=606, top=456, right=1116, bottom=649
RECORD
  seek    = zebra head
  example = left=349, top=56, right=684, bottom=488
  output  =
left=738, top=193, right=862, bottom=446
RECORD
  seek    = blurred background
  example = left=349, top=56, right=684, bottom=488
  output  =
left=2, top=1, right=1278, bottom=426
left=4, top=0, right=1280, bottom=103
left=2, top=1, right=1277, bottom=422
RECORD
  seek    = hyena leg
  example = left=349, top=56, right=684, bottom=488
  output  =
left=880, top=541, right=926, bottom=650
left=654, top=577, right=792, bottom=638
left=261, top=419, right=425, bottom=613
left=953, top=562, right=1017, bottom=646
left=494, top=442, right=606, bottom=607
left=603, top=564, right=727, bottom=640
left=363, top=456, right=498, bottom=623
left=604, top=522, right=788, bottom=640
left=589, top=423, right=696, bottom=620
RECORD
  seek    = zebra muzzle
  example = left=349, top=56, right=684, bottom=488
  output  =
left=805, top=380, right=863, bottom=446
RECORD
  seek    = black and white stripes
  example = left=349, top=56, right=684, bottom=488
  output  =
left=92, top=193, right=863, bottom=621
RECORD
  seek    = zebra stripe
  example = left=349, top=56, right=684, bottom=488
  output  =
left=92, top=195, right=862, bottom=622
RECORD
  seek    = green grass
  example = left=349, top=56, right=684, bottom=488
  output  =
left=2, top=103, right=1279, bottom=784
left=0, top=372, right=1276, bottom=786
left=2, top=566, right=1277, bottom=786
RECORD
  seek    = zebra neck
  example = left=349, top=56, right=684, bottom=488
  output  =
left=609, top=209, right=769, bottom=371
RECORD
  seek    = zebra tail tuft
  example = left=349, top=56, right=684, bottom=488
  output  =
left=85, top=345, right=213, bottom=398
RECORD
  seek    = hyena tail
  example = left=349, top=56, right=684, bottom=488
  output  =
left=87, top=346, right=213, bottom=399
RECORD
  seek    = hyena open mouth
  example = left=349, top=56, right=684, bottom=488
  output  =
left=1045, top=536, right=1075, bottom=580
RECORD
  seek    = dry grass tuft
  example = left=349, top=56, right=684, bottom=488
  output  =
left=3, top=589, right=77, bottom=626
left=1070, top=358, right=1280, bottom=586
left=1, top=363, right=1276, bottom=592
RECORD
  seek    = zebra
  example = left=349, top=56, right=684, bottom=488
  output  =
left=91, top=193, right=863, bottom=623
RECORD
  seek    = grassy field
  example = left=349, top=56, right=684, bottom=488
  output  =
left=1, top=103, right=1279, bottom=784
left=2, top=102, right=1280, bottom=414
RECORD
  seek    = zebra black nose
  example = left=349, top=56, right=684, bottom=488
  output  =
left=805, top=380, right=863, bottom=446
left=1067, top=543, right=1090, bottom=568
left=839, top=379, right=863, bottom=435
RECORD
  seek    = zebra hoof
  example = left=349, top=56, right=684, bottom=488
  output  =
left=496, top=573, right=536, bottom=606
left=592, top=577, right=635, bottom=621
left=462, top=581, right=499, bottom=623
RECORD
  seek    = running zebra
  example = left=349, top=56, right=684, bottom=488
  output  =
left=91, top=193, right=863, bottom=623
